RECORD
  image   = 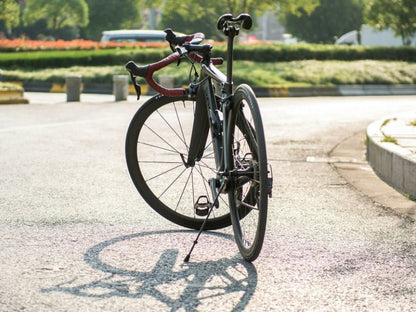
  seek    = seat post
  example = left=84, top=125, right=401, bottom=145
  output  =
left=224, top=26, right=237, bottom=95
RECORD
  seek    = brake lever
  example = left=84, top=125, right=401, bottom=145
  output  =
left=129, top=72, right=141, bottom=100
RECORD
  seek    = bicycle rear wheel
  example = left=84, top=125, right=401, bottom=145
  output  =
left=228, top=84, right=269, bottom=262
left=125, top=94, right=232, bottom=230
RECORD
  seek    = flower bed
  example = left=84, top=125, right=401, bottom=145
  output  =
left=0, top=38, right=166, bottom=52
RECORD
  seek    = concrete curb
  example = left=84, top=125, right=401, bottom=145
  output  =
left=331, top=132, right=416, bottom=220
left=0, top=89, right=29, bottom=104
left=366, top=114, right=416, bottom=199
left=9, top=81, right=416, bottom=97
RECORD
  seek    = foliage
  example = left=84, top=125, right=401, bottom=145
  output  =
left=0, top=0, right=20, bottom=33
left=0, top=47, right=172, bottom=68
left=282, top=0, right=363, bottom=43
left=3, top=0, right=320, bottom=40
left=231, top=43, right=416, bottom=62
left=3, top=60, right=416, bottom=87
left=381, top=134, right=398, bottom=144
left=159, top=0, right=320, bottom=40
left=23, top=0, right=89, bottom=38
left=268, top=60, right=416, bottom=85
left=3, top=65, right=128, bottom=84
left=0, top=38, right=166, bottom=51
left=0, top=81, right=23, bottom=91
left=364, top=0, right=416, bottom=46
left=84, top=0, right=141, bottom=41
left=278, top=0, right=320, bottom=15
left=159, top=0, right=224, bottom=40
left=1, top=42, right=416, bottom=69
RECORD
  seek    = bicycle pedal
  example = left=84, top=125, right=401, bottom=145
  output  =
left=194, top=195, right=212, bottom=216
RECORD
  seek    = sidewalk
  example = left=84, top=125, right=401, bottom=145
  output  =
left=12, top=82, right=416, bottom=97
left=367, top=112, right=416, bottom=201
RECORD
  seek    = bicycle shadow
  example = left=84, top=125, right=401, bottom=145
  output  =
left=42, top=230, right=257, bottom=311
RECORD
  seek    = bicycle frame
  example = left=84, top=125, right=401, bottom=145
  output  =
left=126, top=25, right=239, bottom=181
left=187, top=28, right=239, bottom=180
left=126, top=13, right=269, bottom=262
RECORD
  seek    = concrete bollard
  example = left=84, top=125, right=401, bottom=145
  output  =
left=66, top=75, right=82, bottom=102
left=113, top=75, right=129, bottom=101
left=159, top=75, right=174, bottom=89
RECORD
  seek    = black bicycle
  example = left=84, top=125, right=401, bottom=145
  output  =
left=125, top=13, right=273, bottom=262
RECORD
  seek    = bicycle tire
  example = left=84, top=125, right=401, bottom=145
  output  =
left=227, top=84, right=268, bottom=262
left=125, top=94, right=233, bottom=230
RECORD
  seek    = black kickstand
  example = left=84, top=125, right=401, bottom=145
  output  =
left=184, top=179, right=227, bottom=262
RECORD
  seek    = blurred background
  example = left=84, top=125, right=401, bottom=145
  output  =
left=0, top=0, right=415, bottom=45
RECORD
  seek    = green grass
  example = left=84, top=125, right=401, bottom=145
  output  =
left=381, top=135, right=398, bottom=144
left=0, top=82, right=22, bottom=91
left=405, top=193, right=416, bottom=201
left=3, top=60, right=416, bottom=87
left=3, top=65, right=127, bottom=84
left=381, top=118, right=396, bottom=127
left=409, top=120, right=416, bottom=127
left=236, top=60, right=416, bottom=86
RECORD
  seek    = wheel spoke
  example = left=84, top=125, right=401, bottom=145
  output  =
left=142, top=124, right=183, bottom=155
left=175, top=167, right=194, bottom=211
left=144, top=163, right=184, bottom=183
left=155, top=103, right=189, bottom=149
left=138, top=141, right=181, bottom=155
left=126, top=94, right=234, bottom=231
left=157, top=166, right=189, bottom=199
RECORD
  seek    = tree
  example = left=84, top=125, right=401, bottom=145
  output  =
left=158, top=0, right=319, bottom=40
left=23, top=0, right=88, bottom=39
left=159, top=0, right=222, bottom=40
left=0, top=0, right=20, bottom=35
left=282, top=0, right=363, bottom=43
left=84, top=0, right=141, bottom=41
left=364, top=0, right=416, bottom=45
left=279, top=0, right=320, bottom=15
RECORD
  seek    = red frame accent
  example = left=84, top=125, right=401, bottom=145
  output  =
left=143, top=49, right=224, bottom=97
left=189, top=53, right=223, bottom=65
left=145, top=52, right=185, bottom=97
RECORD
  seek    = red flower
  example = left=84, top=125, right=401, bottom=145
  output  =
left=0, top=39, right=168, bottom=51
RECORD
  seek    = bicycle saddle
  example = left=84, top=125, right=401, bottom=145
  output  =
left=217, top=13, right=252, bottom=31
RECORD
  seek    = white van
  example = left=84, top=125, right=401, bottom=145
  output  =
left=335, top=25, right=415, bottom=46
left=100, top=30, right=167, bottom=43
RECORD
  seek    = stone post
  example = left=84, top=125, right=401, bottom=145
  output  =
left=159, top=76, right=174, bottom=89
left=113, top=75, right=129, bottom=101
left=66, top=75, right=82, bottom=102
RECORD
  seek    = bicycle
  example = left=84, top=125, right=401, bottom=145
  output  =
left=125, top=13, right=273, bottom=262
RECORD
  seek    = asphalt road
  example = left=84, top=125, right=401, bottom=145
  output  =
left=1, top=93, right=416, bottom=311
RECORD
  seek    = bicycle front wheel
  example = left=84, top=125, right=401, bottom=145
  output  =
left=228, top=84, right=269, bottom=262
left=125, top=94, right=233, bottom=230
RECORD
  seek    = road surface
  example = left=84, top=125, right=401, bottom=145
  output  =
left=1, top=94, right=415, bottom=311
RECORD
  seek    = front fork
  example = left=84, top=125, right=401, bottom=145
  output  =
left=194, top=89, right=235, bottom=217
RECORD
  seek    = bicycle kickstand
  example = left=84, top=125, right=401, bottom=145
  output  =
left=184, top=178, right=227, bottom=262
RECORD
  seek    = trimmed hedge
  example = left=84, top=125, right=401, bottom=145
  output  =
left=0, top=47, right=172, bottom=69
left=233, top=44, right=416, bottom=62
left=1, top=44, right=415, bottom=69
left=5, top=60, right=416, bottom=87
